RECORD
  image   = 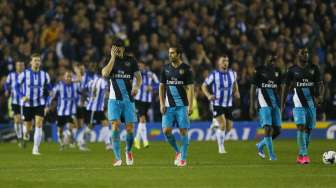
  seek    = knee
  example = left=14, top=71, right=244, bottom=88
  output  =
left=264, top=125, right=272, bottom=135
left=163, top=128, right=172, bottom=136
left=112, top=121, right=120, bottom=130
left=179, top=129, right=188, bottom=136
left=297, top=125, right=305, bottom=131
left=125, top=124, right=134, bottom=133
left=140, top=116, right=146, bottom=123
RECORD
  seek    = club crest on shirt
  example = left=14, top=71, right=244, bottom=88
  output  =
left=125, top=61, right=130, bottom=67
left=309, top=69, right=314, bottom=75
left=179, top=69, right=184, bottom=75
left=275, top=72, right=279, bottom=77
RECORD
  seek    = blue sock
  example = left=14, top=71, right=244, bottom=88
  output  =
left=297, top=130, right=307, bottom=156
left=180, top=135, right=189, bottom=161
left=165, top=134, right=179, bottom=153
left=264, top=136, right=274, bottom=157
left=257, top=138, right=266, bottom=149
left=111, top=129, right=121, bottom=160
left=126, top=132, right=134, bottom=152
left=305, top=132, right=311, bottom=149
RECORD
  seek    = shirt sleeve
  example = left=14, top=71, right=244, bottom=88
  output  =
left=15, top=72, right=25, bottom=98
left=185, top=66, right=194, bottom=85
left=204, top=72, right=214, bottom=85
left=160, top=67, right=166, bottom=84
left=4, top=74, right=11, bottom=92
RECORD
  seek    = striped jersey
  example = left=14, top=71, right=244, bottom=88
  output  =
left=86, top=75, right=108, bottom=111
left=253, top=65, right=282, bottom=108
left=160, top=63, right=194, bottom=107
left=285, top=64, right=321, bottom=108
left=52, top=81, right=81, bottom=116
left=16, top=68, right=52, bottom=107
left=5, top=72, right=21, bottom=105
left=204, top=69, right=237, bottom=107
left=77, top=72, right=95, bottom=107
left=134, top=70, right=159, bottom=103
left=108, top=55, right=139, bottom=102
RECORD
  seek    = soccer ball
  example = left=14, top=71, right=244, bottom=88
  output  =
left=322, top=151, right=336, bottom=164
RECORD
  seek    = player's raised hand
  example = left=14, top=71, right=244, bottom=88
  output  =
left=110, top=46, right=118, bottom=57
left=131, top=86, right=139, bottom=97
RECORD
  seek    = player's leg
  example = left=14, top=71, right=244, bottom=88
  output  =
left=13, top=113, right=23, bottom=147
left=215, top=115, right=226, bottom=154
left=123, top=101, right=138, bottom=165
left=69, top=116, right=78, bottom=147
left=33, top=111, right=44, bottom=155
left=256, top=107, right=275, bottom=160
left=302, top=107, right=316, bottom=163
left=22, top=107, right=33, bottom=141
left=101, top=118, right=112, bottom=150
left=56, top=116, right=66, bottom=150
left=176, top=106, right=190, bottom=167
left=293, top=107, right=308, bottom=164
left=108, top=99, right=123, bottom=166
left=139, top=115, right=149, bottom=148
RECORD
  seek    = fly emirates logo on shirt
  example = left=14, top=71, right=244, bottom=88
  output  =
left=167, top=77, right=184, bottom=85
left=296, top=79, right=314, bottom=87
left=261, top=80, right=277, bottom=88
left=113, top=70, right=131, bottom=79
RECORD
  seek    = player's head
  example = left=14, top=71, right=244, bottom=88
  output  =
left=63, top=70, right=72, bottom=84
left=30, top=53, right=41, bottom=71
left=298, top=47, right=309, bottom=64
left=138, top=60, right=146, bottom=70
left=88, top=62, right=97, bottom=73
left=217, top=55, right=229, bottom=70
left=112, top=38, right=125, bottom=57
left=169, top=45, right=182, bottom=63
left=265, top=55, right=276, bottom=66
left=15, top=60, right=25, bottom=73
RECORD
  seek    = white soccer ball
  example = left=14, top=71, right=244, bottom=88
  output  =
left=322, top=151, right=336, bottom=164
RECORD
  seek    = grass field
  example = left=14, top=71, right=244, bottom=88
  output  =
left=0, top=140, right=335, bottom=188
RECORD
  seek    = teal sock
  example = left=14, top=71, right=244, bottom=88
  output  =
left=257, top=138, right=266, bottom=149
left=264, top=137, right=274, bottom=157
left=180, top=135, right=189, bottom=161
left=126, top=132, right=134, bottom=152
left=297, top=130, right=307, bottom=156
left=111, top=129, right=121, bottom=160
left=305, top=132, right=311, bottom=149
left=165, top=134, right=179, bottom=153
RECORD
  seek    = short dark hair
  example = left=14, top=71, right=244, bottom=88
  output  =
left=112, top=38, right=124, bottom=47
left=31, top=53, right=40, bottom=59
left=169, top=44, right=183, bottom=56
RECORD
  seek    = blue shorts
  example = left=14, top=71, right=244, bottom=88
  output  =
left=162, top=106, right=190, bottom=129
left=293, top=107, right=316, bottom=128
left=108, top=99, right=137, bottom=124
left=258, top=106, right=281, bottom=127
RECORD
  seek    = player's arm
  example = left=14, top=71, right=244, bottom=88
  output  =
left=15, top=72, right=27, bottom=103
left=186, top=84, right=194, bottom=116
left=249, top=84, right=256, bottom=118
left=281, top=69, right=293, bottom=113
left=201, top=72, right=215, bottom=101
left=73, top=64, right=83, bottom=82
left=159, top=83, right=166, bottom=114
left=4, top=75, right=11, bottom=97
left=102, top=46, right=118, bottom=77
left=132, top=71, right=142, bottom=96
left=314, top=65, right=324, bottom=105
left=44, top=73, right=53, bottom=114
left=233, top=71, right=240, bottom=100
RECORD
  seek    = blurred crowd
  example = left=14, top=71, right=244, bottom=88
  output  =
left=1, top=0, right=336, bottom=123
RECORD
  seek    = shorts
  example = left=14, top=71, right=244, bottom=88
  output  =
left=258, top=106, right=281, bottom=127
left=135, top=100, right=151, bottom=117
left=293, top=107, right=316, bottom=129
left=212, top=106, right=233, bottom=120
left=11, top=104, right=21, bottom=115
left=57, top=115, right=75, bottom=127
left=23, top=106, right=45, bottom=121
left=162, top=106, right=190, bottom=129
left=76, top=106, right=87, bottom=119
left=108, top=99, right=137, bottom=124
left=84, top=110, right=107, bottom=125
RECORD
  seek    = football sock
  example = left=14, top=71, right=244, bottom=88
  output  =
left=216, top=129, right=225, bottom=147
left=297, top=130, right=307, bottom=156
left=135, top=123, right=143, bottom=141
left=305, top=131, right=311, bottom=149
left=72, top=128, right=78, bottom=142
left=111, top=129, right=121, bottom=160
left=126, top=132, right=134, bottom=152
left=257, top=138, right=266, bottom=149
left=34, top=127, right=42, bottom=148
left=180, top=135, right=189, bottom=161
left=165, top=133, right=179, bottom=153
left=140, top=123, right=148, bottom=143
left=264, top=137, right=274, bottom=156
left=14, top=123, right=23, bottom=139
left=101, top=126, right=111, bottom=145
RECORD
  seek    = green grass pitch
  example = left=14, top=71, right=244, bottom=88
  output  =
left=0, top=140, right=335, bottom=188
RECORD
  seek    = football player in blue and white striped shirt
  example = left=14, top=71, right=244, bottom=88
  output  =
left=16, top=53, right=52, bottom=155
left=4, top=60, right=25, bottom=147
left=202, top=55, right=240, bottom=154
left=49, top=70, right=81, bottom=150
left=133, top=61, right=159, bottom=149
left=84, top=72, right=112, bottom=150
